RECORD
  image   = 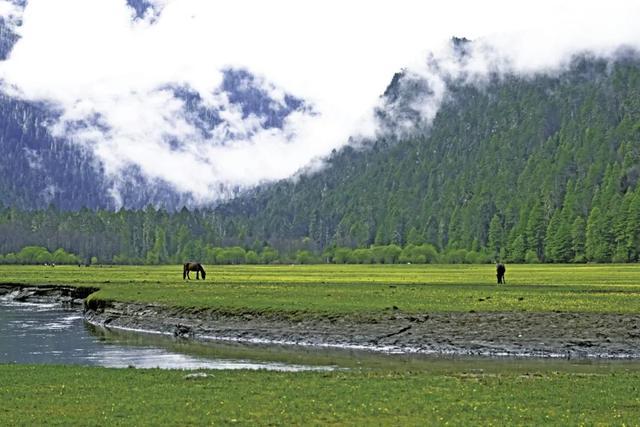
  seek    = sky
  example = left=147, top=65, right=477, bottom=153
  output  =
left=0, top=0, right=639, bottom=205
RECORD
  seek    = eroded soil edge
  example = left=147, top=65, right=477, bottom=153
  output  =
left=0, top=283, right=97, bottom=305
left=83, top=300, right=640, bottom=359
left=2, top=283, right=639, bottom=359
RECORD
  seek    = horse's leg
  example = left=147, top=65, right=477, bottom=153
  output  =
left=196, top=270, right=200, bottom=280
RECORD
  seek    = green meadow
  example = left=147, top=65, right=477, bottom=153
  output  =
left=2, top=263, right=640, bottom=316
left=2, top=264, right=640, bottom=424
left=1, top=364, right=640, bottom=425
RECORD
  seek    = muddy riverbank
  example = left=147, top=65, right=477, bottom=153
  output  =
left=0, top=283, right=96, bottom=306
left=83, top=299, right=640, bottom=359
left=2, top=283, right=639, bottom=359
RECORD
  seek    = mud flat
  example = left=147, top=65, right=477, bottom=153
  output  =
left=83, top=299, right=640, bottom=360
left=2, top=283, right=639, bottom=359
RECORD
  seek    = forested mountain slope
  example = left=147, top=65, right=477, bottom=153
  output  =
left=1, top=50, right=640, bottom=264
left=216, top=54, right=640, bottom=263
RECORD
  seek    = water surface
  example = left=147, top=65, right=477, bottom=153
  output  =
left=0, top=299, right=332, bottom=371
left=2, top=299, right=640, bottom=375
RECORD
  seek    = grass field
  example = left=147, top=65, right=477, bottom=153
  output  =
left=1, top=364, right=640, bottom=425
left=2, top=263, right=640, bottom=315
left=3, top=264, right=640, bottom=424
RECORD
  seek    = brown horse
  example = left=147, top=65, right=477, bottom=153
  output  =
left=183, top=262, right=206, bottom=280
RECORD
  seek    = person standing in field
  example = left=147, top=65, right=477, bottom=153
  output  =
left=496, top=262, right=506, bottom=284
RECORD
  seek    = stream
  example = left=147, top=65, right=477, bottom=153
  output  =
left=2, top=299, right=640, bottom=374
left=0, top=299, right=333, bottom=371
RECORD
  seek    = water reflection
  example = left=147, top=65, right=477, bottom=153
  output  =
left=0, top=300, right=333, bottom=371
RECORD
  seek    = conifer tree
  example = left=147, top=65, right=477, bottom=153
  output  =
left=571, top=216, right=586, bottom=262
left=487, top=214, right=503, bottom=259
left=624, top=188, right=640, bottom=261
left=526, top=200, right=547, bottom=261
left=508, top=234, right=526, bottom=263
left=586, top=207, right=612, bottom=262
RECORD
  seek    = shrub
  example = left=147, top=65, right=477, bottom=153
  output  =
left=16, top=246, right=51, bottom=264
left=245, top=250, right=260, bottom=264
left=295, top=250, right=318, bottom=264
left=52, top=248, right=81, bottom=265
left=349, top=248, right=373, bottom=264
left=443, top=249, right=468, bottom=264
left=260, top=247, right=279, bottom=264
left=332, top=247, right=352, bottom=264
left=216, top=247, right=246, bottom=264
left=525, top=250, right=540, bottom=264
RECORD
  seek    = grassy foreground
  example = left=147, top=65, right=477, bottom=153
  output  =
left=2, top=263, right=640, bottom=315
left=1, top=364, right=639, bottom=425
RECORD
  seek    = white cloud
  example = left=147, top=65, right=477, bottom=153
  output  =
left=0, top=0, right=639, bottom=205
left=0, top=1, right=21, bottom=19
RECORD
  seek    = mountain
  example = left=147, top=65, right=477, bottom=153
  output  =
left=0, top=21, right=306, bottom=210
left=170, top=69, right=305, bottom=143
left=127, top=0, right=157, bottom=20
left=0, top=18, right=19, bottom=60
left=1, top=20, right=640, bottom=264
left=0, top=1, right=308, bottom=210
left=4, top=50, right=639, bottom=265
left=214, top=50, right=640, bottom=263
left=0, top=11, right=112, bottom=210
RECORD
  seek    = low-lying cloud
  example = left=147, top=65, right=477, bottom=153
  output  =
left=0, top=0, right=639, bottom=206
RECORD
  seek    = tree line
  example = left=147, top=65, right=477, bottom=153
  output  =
left=0, top=191, right=637, bottom=265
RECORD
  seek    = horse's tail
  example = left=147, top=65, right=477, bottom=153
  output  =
left=183, top=263, right=187, bottom=280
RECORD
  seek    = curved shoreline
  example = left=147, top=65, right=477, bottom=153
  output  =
left=0, top=283, right=97, bottom=305
left=2, top=283, right=640, bottom=359
left=84, top=300, right=640, bottom=359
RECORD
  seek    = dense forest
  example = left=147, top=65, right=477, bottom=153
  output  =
left=0, top=205, right=447, bottom=265
left=214, top=54, right=640, bottom=264
left=1, top=54, right=640, bottom=264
